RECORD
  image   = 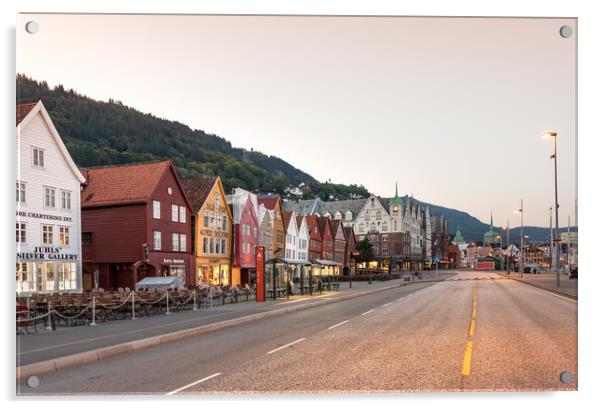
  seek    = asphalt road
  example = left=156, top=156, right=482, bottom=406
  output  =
left=17, top=270, right=577, bottom=394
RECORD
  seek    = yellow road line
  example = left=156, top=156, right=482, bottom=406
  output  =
left=461, top=340, right=474, bottom=376
left=472, top=307, right=477, bottom=319
left=469, top=319, right=476, bottom=337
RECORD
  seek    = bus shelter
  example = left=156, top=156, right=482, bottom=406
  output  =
left=264, top=258, right=292, bottom=300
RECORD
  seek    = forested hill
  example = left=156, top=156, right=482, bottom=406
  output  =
left=16, top=75, right=369, bottom=200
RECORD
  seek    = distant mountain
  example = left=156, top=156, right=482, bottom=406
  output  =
left=16, top=75, right=369, bottom=200
left=16, top=75, right=568, bottom=243
left=416, top=199, right=576, bottom=244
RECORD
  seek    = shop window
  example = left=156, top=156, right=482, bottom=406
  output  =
left=16, top=181, right=26, bottom=203
left=59, top=226, right=70, bottom=245
left=60, top=190, right=71, bottom=210
left=32, top=147, right=45, bottom=168
left=153, top=200, right=161, bottom=219
left=44, top=186, right=56, bottom=208
left=42, top=225, right=53, bottom=244
left=16, top=223, right=26, bottom=243
left=171, top=204, right=178, bottom=222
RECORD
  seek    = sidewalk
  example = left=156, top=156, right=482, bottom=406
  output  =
left=498, top=271, right=577, bottom=299
left=17, top=273, right=454, bottom=370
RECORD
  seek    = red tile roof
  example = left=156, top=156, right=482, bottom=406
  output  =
left=181, top=176, right=216, bottom=212
left=257, top=196, right=280, bottom=210
left=81, top=160, right=172, bottom=208
left=16, top=101, right=38, bottom=125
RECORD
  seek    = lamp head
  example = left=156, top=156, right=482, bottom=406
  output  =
left=543, top=131, right=558, bottom=139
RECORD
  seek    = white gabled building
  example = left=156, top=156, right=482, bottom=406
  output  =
left=16, top=101, right=86, bottom=293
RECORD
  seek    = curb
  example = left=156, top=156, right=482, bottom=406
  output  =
left=495, top=273, right=577, bottom=301
left=16, top=278, right=443, bottom=380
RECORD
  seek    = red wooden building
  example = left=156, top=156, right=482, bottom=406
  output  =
left=228, top=188, right=259, bottom=285
left=343, top=226, right=357, bottom=275
left=331, top=220, right=347, bottom=266
left=305, top=215, right=323, bottom=261
left=318, top=217, right=334, bottom=261
left=81, top=161, right=194, bottom=290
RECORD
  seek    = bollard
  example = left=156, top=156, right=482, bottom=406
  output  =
left=369, top=274, right=372, bottom=284
left=45, top=300, right=53, bottom=331
left=90, top=296, right=97, bottom=326
left=193, top=290, right=198, bottom=311
left=131, top=292, right=136, bottom=320
left=165, top=291, right=171, bottom=315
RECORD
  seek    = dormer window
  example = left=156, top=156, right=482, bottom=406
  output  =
left=334, top=211, right=342, bottom=220
left=345, top=211, right=353, bottom=220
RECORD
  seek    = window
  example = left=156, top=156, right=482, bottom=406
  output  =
left=171, top=204, right=179, bottom=222
left=82, top=232, right=93, bottom=245
left=335, top=211, right=342, bottom=220
left=203, top=238, right=209, bottom=254
left=221, top=239, right=226, bottom=254
left=60, top=190, right=71, bottom=210
left=345, top=211, right=353, bottom=221
left=221, top=216, right=227, bottom=231
left=179, top=234, right=186, bottom=252
left=204, top=211, right=210, bottom=228
left=59, top=227, right=70, bottom=245
left=42, top=225, right=53, bottom=244
left=214, top=193, right=220, bottom=208
left=16, top=182, right=25, bottom=203
left=215, top=238, right=221, bottom=254
left=32, top=147, right=44, bottom=167
left=44, top=187, right=56, bottom=208
left=210, top=238, right=215, bottom=254
left=172, top=233, right=180, bottom=251
left=179, top=206, right=186, bottom=223
left=153, top=231, right=161, bottom=250
left=16, top=223, right=26, bottom=243
left=153, top=200, right=161, bottom=219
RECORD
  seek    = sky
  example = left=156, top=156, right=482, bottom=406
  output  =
left=17, top=14, right=577, bottom=227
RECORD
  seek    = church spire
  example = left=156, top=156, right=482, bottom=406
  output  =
left=395, top=181, right=398, bottom=197
left=490, top=210, right=493, bottom=228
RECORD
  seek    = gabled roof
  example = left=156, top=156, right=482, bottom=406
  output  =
left=17, top=100, right=86, bottom=184
left=304, top=215, right=322, bottom=240
left=257, top=195, right=280, bottom=210
left=318, top=217, right=333, bottom=238
left=16, top=102, right=37, bottom=125
left=181, top=176, right=216, bottom=212
left=227, top=187, right=258, bottom=224
left=81, top=160, right=187, bottom=208
left=331, top=219, right=345, bottom=240
left=283, top=210, right=294, bottom=229
left=343, top=226, right=356, bottom=243
left=282, top=198, right=322, bottom=216
left=318, top=198, right=367, bottom=220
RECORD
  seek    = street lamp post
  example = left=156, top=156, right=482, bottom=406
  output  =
left=506, top=219, right=510, bottom=274
left=544, top=131, right=560, bottom=287
left=515, top=199, right=524, bottom=278
left=496, top=234, right=503, bottom=271
left=549, top=207, right=553, bottom=270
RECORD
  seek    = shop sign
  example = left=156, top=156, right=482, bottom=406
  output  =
left=16, top=210, right=73, bottom=223
left=163, top=258, right=185, bottom=264
left=17, top=246, right=78, bottom=261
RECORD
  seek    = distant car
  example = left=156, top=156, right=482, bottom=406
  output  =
left=569, top=267, right=578, bottom=279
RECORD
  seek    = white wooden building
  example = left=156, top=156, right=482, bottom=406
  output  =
left=16, top=101, right=86, bottom=293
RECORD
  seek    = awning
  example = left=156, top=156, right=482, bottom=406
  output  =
left=135, top=276, right=184, bottom=291
left=311, top=259, right=340, bottom=266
